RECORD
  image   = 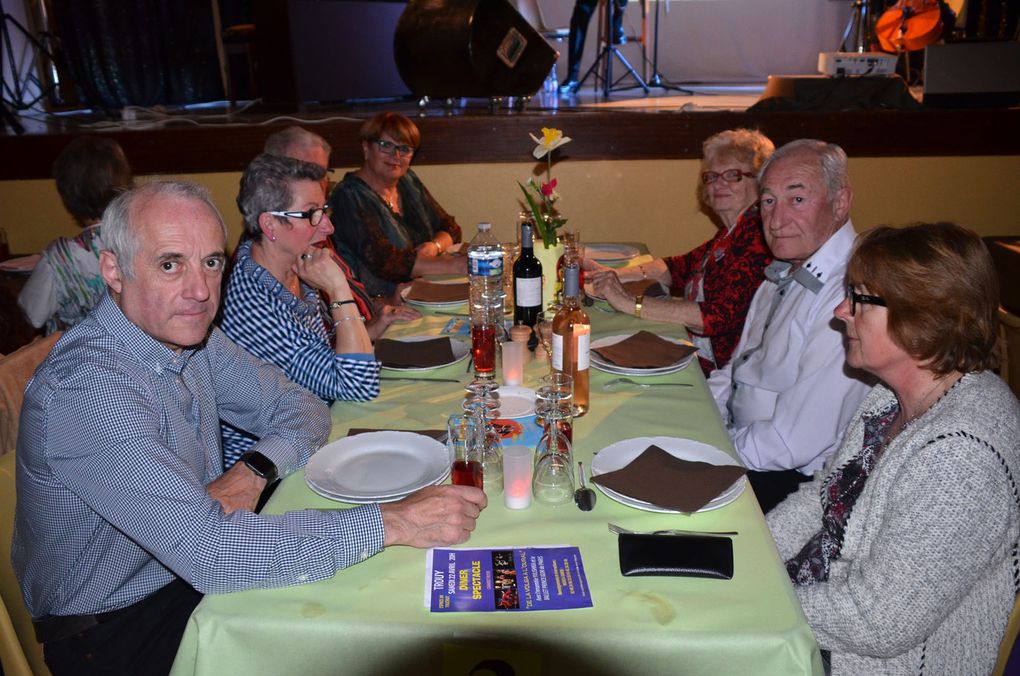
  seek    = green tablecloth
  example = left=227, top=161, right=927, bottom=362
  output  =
left=172, top=306, right=822, bottom=676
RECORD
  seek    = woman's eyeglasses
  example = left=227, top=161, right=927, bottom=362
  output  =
left=701, top=169, right=756, bottom=185
left=847, top=284, right=887, bottom=314
left=267, top=206, right=331, bottom=226
left=373, top=139, right=415, bottom=157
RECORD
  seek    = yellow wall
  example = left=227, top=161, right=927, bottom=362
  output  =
left=2, top=156, right=1018, bottom=258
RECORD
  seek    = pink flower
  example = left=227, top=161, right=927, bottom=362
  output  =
left=540, top=179, right=557, bottom=197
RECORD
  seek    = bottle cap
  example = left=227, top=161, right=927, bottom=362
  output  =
left=563, top=264, right=580, bottom=298
left=520, top=223, right=533, bottom=247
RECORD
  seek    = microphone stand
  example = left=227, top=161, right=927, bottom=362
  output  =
left=647, top=0, right=692, bottom=93
left=576, top=0, right=649, bottom=97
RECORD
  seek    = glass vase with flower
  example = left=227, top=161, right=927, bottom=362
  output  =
left=519, top=127, right=572, bottom=318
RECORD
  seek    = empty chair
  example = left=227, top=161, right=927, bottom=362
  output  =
left=1, top=451, right=50, bottom=675
left=0, top=333, right=61, bottom=455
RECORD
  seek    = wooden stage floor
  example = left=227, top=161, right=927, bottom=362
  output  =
left=2, top=81, right=1018, bottom=180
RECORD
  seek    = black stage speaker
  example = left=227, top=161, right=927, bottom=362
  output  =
left=394, top=0, right=557, bottom=98
left=923, top=41, right=1020, bottom=109
left=255, top=0, right=411, bottom=106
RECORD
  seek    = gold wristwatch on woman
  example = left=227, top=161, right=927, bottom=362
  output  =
left=634, top=294, right=644, bottom=318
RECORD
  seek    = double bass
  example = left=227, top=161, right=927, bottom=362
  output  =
left=875, top=0, right=944, bottom=52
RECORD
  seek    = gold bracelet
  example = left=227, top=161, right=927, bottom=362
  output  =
left=634, top=294, right=644, bottom=318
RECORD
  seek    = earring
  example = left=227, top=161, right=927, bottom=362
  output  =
left=268, top=233, right=276, bottom=241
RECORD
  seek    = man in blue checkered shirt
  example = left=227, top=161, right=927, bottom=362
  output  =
left=11, top=180, right=486, bottom=676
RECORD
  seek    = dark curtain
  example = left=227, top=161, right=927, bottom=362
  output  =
left=49, top=0, right=224, bottom=110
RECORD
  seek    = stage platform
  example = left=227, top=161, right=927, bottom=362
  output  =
left=1, top=81, right=1018, bottom=181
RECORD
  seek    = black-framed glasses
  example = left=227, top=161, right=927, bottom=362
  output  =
left=701, top=169, right=756, bottom=185
left=373, top=139, right=415, bottom=157
left=267, top=206, right=331, bottom=226
left=847, top=284, right=887, bottom=314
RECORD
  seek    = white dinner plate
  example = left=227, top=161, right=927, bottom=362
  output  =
left=495, top=386, right=536, bottom=418
left=379, top=335, right=470, bottom=372
left=400, top=277, right=469, bottom=308
left=586, top=243, right=640, bottom=263
left=590, top=334, right=697, bottom=376
left=305, top=431, right=451, bottom=502
left=590, top=436, right=746, bottom=513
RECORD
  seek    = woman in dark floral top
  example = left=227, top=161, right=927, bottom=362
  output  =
left=587, top=128, right=773, bottom=375
left=328, top=113, right=465, bottom=298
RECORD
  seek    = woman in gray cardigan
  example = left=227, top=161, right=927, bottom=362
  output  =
left=767, top=222, right=1020, bottom=675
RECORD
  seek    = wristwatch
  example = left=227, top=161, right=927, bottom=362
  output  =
left=240, top=451, right=278, bottom=484
left=634, top=294, right=644, bottom=319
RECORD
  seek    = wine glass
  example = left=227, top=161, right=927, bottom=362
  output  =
left=532, top=400, right=575, bottom=506
left=536, top=320, right=555, bottom=373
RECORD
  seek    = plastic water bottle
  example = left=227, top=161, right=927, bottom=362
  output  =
left=467, top=222, right=504, bottom=381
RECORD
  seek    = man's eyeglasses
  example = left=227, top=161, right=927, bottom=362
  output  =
left=373, top=139, right=415, bottom=157
left=701, top=169, right=756, bottom=185
left=847, top=284, right=887, bottom=314
left=267, top=206, right=331, bottom=226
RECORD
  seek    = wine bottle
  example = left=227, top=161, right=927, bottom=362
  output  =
left=552, top=262, right=590, bottom=416
left=513, top=222, right=543, bottom=328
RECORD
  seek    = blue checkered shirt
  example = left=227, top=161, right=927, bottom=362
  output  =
left=219, top=239, right=380, bottom=467
left=12, top=293, right=384, bottom=619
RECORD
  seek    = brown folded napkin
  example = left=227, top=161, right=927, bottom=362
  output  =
left=592, top=445, right=746, bottom=513
left=405, top=280, right=469, bottom=303
left=347, top=428, right=447, bottom=441
left=592, top=330, right=697, bottom=369
left=375, top=337, right=455, bottom=368
left=621, top=280, right=667, bottom=298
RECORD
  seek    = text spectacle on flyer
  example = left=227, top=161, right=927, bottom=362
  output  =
left=425, top=546, right=592, bottom=612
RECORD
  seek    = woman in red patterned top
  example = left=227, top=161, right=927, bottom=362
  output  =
left=587, top=129, right=773, bottom=375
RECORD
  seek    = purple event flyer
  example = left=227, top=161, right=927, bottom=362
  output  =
left=426, top=546, right=593, bottom=612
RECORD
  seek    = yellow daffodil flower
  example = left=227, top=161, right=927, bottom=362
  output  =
left=529, top=127, right=572, bottom=159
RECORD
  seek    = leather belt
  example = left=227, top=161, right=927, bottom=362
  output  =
left=33, top=604, right=133, bottom=644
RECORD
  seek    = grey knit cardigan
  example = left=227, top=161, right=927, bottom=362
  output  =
left=767, top=371, right=1020, bottom=675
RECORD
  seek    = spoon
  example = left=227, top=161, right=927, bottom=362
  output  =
left=602, top=377, right=693, bottom=390
left=574, top=461, right=596, bottom=511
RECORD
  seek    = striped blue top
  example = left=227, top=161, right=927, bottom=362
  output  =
left=219, top=240, right=381, bottom=467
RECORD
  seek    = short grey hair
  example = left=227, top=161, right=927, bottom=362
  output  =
left=102, top=180, right=225, bottom=278
left=758, top=139, right=849, bottom=199
left=263, top=126, right=331, bottom=164
left=237, top=153, right=326, bottom=239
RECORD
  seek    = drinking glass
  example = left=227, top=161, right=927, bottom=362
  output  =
left=503, top=241, right=520, bottom=315
left=536, top=320, right=555, bottom=373
left=447, top=414, right=483, bottom=488
left=480, top=424, right=504, bottom=496
left=532, top=412, right=575, bottom=505
left=532, top=377, right=575, bottom=506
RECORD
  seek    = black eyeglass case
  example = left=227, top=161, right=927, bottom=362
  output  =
left=618, top=533, right=734, bottom=579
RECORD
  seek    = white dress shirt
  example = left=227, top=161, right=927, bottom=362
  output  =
left=708, top=221, right=873, bottom=474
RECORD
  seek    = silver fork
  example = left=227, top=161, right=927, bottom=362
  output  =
left=602, top=377, right=692, bottom=390
left=608, top=523, right=738, bottom=537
